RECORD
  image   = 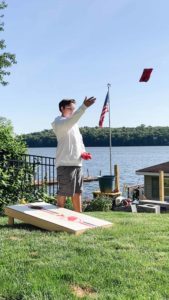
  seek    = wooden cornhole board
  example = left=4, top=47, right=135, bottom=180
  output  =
left=5, top=202, right=112, bottom=235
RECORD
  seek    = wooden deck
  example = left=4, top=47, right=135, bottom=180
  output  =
left=34, top=176, right=99, bottom=186
left=139, top=199, right=169, bottom=209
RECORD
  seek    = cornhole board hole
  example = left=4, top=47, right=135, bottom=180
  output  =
left=5, top=202, right=112, bottom=235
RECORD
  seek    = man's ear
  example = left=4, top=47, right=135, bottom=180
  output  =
left=60, top=106, right=64, bottom=113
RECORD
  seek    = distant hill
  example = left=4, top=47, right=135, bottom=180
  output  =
left=20, top=125, right=169, bottom=147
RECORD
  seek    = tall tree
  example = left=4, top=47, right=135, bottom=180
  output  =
left=0, top=1, right=16, bottom=86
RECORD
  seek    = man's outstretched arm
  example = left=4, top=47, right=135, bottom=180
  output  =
left=52, top=97, right=96, bottom=135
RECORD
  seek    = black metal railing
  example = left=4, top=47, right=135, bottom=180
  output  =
left=25, top=154, right=57, bottom=196
left=0, top=151, right=57, bottom=196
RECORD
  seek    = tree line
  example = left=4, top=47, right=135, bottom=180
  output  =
left=20, top=124, right=169, bottom=147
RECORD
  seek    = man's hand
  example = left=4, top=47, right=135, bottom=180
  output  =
left=81, top=152, right=92, bottom=160
left=83, top=96, right=96, bottom=107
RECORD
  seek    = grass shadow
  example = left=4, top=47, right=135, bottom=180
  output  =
left=0, top=222, right=48, bottom=232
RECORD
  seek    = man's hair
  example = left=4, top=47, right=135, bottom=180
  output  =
left=59, top=99, right=76, bottom=112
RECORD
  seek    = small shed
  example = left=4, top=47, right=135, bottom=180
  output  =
left=136, top=162, right=169, bottom=200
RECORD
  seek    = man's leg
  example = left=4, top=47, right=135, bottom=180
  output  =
left=56, top=166, right=67, bottom=208
left=56, top=195, right=66, bottom=208
left=72, top=193, right=82, bottom=213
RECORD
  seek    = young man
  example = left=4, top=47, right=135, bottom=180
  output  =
left=51, top=96, right=96, bottom=212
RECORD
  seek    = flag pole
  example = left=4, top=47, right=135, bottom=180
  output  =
left=107, top=83, right=112, bottom=175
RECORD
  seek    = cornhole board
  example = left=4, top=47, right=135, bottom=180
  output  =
left=5, top=202, right=112, bottom=235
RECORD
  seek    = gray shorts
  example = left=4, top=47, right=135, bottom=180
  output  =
left=57, top=166, right=83, bottom=196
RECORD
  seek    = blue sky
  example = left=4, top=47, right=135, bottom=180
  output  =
left=1, top=0, right=169, bottom=134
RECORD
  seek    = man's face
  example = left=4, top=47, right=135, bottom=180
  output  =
left=61, top=102, right=76, bottom=117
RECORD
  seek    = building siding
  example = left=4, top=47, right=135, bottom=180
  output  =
left=144, top=175, right=152, bottom=199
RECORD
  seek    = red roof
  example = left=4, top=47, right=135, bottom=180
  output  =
left=136, top=161, right=169, bottom=174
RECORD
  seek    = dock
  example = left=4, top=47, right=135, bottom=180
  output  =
left=34, top=176, right=99, bottom=186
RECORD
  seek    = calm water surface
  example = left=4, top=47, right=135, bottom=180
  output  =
left=28, top=146, right=169, bottom=198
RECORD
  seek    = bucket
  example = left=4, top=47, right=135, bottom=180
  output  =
left=99, top=175, right=115, bottom=193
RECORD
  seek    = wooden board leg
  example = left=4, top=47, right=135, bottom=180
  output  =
left=8, top=216, right=14, bottom=225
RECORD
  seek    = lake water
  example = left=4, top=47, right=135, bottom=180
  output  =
left=28, top=146, right=169, bottom=198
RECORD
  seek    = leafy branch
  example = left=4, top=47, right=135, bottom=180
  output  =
left=0, top=1, right=17, bottom=86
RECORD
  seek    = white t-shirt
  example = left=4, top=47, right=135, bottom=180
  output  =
left=51, top=104, right=87, bottom=167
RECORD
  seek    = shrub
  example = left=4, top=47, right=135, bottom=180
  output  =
left=64, top=197, right=74, bottom=210
left=0, top=117, right=35, bottom=212
left=84, top=196, right=112, bottom=212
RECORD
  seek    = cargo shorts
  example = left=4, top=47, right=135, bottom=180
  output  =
left=57, top=166, right=83, bottom=196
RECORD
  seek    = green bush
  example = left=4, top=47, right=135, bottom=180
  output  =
left=0, top=117, right=35, bottom=212
left=84, top=196, right=112, bottom=212
left=38, top=192, right=55, bottom=204
left=64, top=197, right=73, bottom=210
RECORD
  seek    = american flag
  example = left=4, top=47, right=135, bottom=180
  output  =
left=99, top=91, right=109, bottom=127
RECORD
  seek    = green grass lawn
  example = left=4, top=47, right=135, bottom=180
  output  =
left=1, top=211, right=169, bottom=300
